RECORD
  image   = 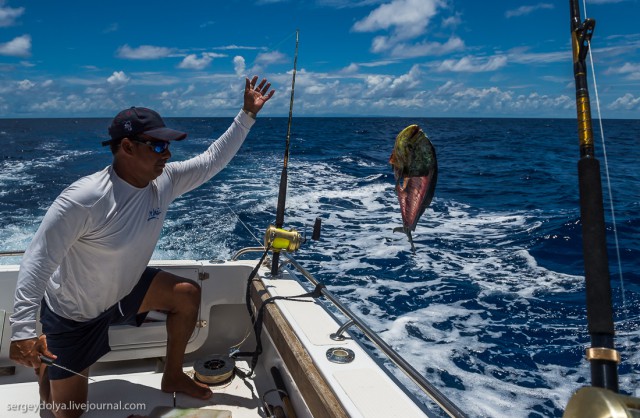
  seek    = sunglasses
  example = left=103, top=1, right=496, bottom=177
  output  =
left=132, top=138, right=170, bottom=153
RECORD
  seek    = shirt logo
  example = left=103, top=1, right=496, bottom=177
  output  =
left=148, top=207, right=161, bottom=221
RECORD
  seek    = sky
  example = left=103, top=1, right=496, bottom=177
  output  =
left=0, top=0, right=638, bottom=118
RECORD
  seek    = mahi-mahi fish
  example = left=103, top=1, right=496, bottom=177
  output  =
left=389, top=124, right=438, bottom=251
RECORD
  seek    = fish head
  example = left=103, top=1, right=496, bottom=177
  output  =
left=390, top=124, right=436, bottom=178
left=389, top=124, right=418, bottom=166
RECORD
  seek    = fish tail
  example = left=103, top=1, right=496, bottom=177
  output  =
left=393, top=226, right=416, bottom=251
left=407, top=230, right=416, bottom=252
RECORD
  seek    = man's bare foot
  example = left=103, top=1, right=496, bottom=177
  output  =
left=161, top=372, right=212, bottom=400
left=37, top=364, right=51, bottom=403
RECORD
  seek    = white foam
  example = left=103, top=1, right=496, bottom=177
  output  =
left=3, top=141, right=635, bottom=418
left=131, top=152, right=638, bottom=416
left=209, top=160, right=597, bottom=416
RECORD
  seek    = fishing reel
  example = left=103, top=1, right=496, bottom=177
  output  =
left=264, top=218, right=321, bottom=253
left=265, top=225, right=302, bottom=252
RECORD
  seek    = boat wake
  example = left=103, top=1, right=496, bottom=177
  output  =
left=1, top=118, right=638, bottom=417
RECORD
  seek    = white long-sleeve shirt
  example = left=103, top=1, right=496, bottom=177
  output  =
left=11, top=110, right=255, bottom=341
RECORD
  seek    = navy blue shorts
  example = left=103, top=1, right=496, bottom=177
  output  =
left=40, top=267, right=161, bottom=380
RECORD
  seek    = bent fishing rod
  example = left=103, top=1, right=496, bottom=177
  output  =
left=569, top=0, right=619, bottom=392
left=271, top=30, right=299, bottom=276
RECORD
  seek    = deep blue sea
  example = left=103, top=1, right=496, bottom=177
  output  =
left=0, top=116, right=638, bottom=417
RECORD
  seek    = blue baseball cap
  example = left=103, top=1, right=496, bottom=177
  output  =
left=105, top=107, right=187, bottom=145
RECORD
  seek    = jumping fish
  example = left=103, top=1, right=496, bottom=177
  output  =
left=389, top=124, right=438, bottom=251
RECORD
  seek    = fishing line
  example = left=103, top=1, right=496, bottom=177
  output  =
left=220, top=31, right=299, bottom=350
left=239, top=31, right=298, bottom=77
left=224, top=202, right=263, bottom=247
left=582, top=0, right=635, bottom=384
left=271, top=29, right=299, bottom=275
left=223, top=30, right=299, bottom=250
left=585, top=47, right=627, bottom=306
left=582, top=0, right=628, bottom=320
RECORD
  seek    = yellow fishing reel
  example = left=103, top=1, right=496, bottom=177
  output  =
left=264, top=218, right=321, bottom=253
left=264, top=225, right=303, bottom=252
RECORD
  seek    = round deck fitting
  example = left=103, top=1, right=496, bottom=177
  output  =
left=194, top=354, right=236, bottom=385
left=326, top=347, right=355, bottom=364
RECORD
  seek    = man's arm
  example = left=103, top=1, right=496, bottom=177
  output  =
left=9, top=196, right=88, bottom=367
left=165, top=76, right=275, bottom=198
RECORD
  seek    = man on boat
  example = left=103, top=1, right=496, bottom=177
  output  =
left=9, top=75, right=274, bottom=416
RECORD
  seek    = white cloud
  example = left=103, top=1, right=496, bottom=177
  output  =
left=0, top=2, right=24, bottom=27
left=449, top=86, right=514, bottom=111
left=441, top=13, right=462, bottom=29
left=541, top=75, right=569, bottom=83
left=417, top=81, right=574, bottom=115
left=340, top=63, right=360, bottom=74
left=317, top=0, right=382, bottom=7
left=178, top=53, right=225, bottom=70
left=129, top=72, right=181, bottom=86
left=29, top=98, right=64, bottom=112
left=614, top=62, right=640, bottom=72
left=608, top=93, right=640, bottom=110
left=214, top=45, right=265, bottom=51
left=244, top=51, right=288, bottom=76
left=116, top=44, right=173, bottom=60
left=179, top=54, right=208, bottom=70
left=233, top=56, right=246, bottom=76
left=587, top=0, right=625, bottom=3
left=0, top=42, right=623, bottom=118
left=435, top=55, right=508, bottom=72
left=183, top=85, right=195, bottom=96
left=304, top=81, right=339, bottom=95
left=511, top=92, right=573, bottom=111
left=353, top=0, right=462, bottom=58
left=29, top=94, right=119, bottom=114
left=107, top=71, right=130, bottom=86
left=254, top=66, right=582, bottom=117
left=364, top=64, right=421, bottom=98
left=435, top=80, right=461, bottom=95
left=505, top=3, right=554, bottom=18
left=359, top=60, right=397, bottom=68
left=382, top=36, right=464, bottom=58
left=85, top=87, right=107, bottom=95
left=255, top=51, right=287, bottom=66
left=17, top=79, right=34, bottom=90
left=353, top=0, right=443, bottom=40
left=507, top=49, right=567, bottom=64
left=0, top=34, right=31, bottom=57
left=103, top=23, right=118, bottom=33
left=607, top=62, right=640, bottom=79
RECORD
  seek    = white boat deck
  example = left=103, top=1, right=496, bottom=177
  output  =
left=3, top=357, right=271, bottom=417
left=0, top=259, right=436, bottom=418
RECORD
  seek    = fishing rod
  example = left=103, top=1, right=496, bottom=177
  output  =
left=569, top=0, right=619, bottom=392
left=564, top=4, right=640, bottom=416
left=270, top=30, right=300, bottom=276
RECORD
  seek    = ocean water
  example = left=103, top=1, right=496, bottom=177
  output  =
left=0, top=116, right=638, bottom=417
